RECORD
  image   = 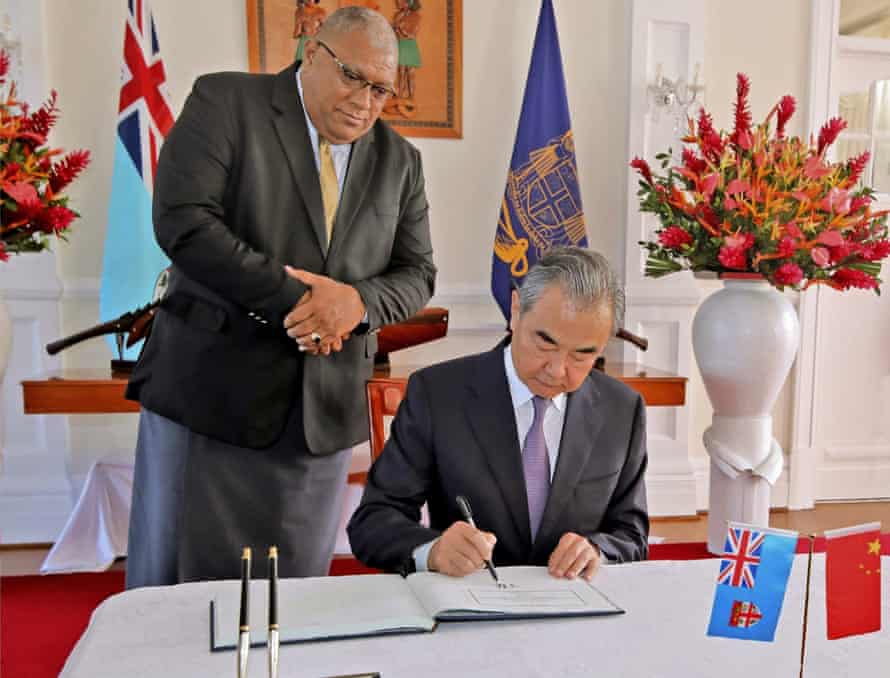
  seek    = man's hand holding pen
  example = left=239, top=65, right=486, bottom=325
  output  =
left=282, top=266, right=365, bottom=355
left=428, top=521, right=497, bottom=577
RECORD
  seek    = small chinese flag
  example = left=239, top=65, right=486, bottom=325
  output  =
left=825, top=522, right=882, bottom=639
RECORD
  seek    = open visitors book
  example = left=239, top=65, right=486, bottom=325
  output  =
left=210, top=566, right=623, bottom=651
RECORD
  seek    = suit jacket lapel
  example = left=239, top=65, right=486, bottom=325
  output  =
left=270, top=64, right=327, bottom=255
left=465, top=347, right=532, bottom=552
left=534, top=377, right=604, bottom=550
left=326, top=128, right=377, bottom=264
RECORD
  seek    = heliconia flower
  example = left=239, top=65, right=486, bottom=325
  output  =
left=731, top=73, right=753, bottom=147
left=775, top=95, right=796, bottom=139
left=774, top=262, right=804, bottom=286
left=658, top=225, right=694, bottom=249
left=817, top=187, right=852, bottom=215
left=630, top=156, right=654, bottom=185
left=699, top=173, right=719, bottom=198
left=846, top=150, right=870, bottom=186
left=817, top=230, right=845, bottom=247
left=811, top=246, right=831, bottom=267
left=832, top=267, right=878, bottom=290
left=777, top=236, right=797, bottom=257
left=804, top=155, right=831, bottom=179
left=718, top=245, right=748, bottom=269
left=817, top=117, right=847, bottom=155
left=724, top=232, right=755, bottom=251
left=860, top=239, right=890, bottom=262
left=725, top=179, right=751, bottom=196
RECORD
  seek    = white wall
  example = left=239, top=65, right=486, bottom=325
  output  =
left=4, top=0, right=819, bottom=525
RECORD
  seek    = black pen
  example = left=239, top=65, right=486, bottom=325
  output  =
left=238, top=547, right=251, bottom=678
left=455, top=495, right=501, bottom=586
left=268, top=546, right=279, bottom=678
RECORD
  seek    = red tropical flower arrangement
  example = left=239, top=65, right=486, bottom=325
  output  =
left=0, top=49, right=90, bottom=262
left=631, top=73, right=890, bottom=292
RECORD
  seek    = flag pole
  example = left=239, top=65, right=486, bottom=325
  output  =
left=798, top=533, right=815, bottom=678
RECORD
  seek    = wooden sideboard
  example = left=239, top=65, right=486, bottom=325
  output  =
left=22, top=363, right=685, bottom=415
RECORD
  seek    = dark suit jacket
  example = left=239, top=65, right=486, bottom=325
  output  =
left=347, top=343, right=649, bottom=572
left=126, top=63, right=436, bottom=453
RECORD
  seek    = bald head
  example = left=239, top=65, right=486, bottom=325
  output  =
left=317, top=7, right=398, bottom=61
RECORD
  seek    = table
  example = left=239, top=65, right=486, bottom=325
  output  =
left=22, top=362, right=686, bottom=414
left=60, top=556, right=888, bottom=677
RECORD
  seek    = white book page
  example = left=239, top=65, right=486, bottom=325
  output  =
left=212, top=574, right=433, bottom=648
left=405, top=566, right=621, bottom=618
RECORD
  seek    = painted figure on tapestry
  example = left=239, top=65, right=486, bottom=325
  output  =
left=386, top=0, right=422, bottom=117
left=293, top=0, right=326, bottom=62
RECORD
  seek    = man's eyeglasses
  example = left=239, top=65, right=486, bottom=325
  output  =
left=315, top=40, right=397, bottom=102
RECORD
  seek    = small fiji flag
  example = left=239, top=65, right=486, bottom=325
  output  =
left=707, top=521, right=798, bottom=642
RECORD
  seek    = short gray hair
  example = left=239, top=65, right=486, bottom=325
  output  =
left=317, top=7, right=398, bottom=58
left=517, top=247, right=625, bottom=332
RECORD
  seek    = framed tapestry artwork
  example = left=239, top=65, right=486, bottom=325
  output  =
left=246, top=0, right=462, bottom=138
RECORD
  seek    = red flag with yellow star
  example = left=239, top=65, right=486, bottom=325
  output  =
left=825, top=522, right=882, bottom=639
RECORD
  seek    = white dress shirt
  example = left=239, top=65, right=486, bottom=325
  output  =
left=295, top=68, right=351, bottom=193
left=412, top=346, right=568, bottom=571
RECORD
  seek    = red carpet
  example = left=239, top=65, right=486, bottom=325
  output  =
left=3, top=535, right=887, bottom=678
left=1, top=571, right=125, bottom=678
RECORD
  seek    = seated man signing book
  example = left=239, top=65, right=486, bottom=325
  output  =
left=348, top=247, right=649, bottom=580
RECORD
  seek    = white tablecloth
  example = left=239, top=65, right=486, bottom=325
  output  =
left=60, top=556, right=888, bottom=677
left=40, top=458, right=367, bottom=574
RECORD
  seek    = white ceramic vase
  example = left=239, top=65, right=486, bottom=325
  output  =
left=692, top=277, right=800, bottom=553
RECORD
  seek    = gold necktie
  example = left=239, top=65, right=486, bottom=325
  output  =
left=318, top=138, right=340, bottom=247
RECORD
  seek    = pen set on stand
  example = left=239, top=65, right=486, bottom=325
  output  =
left=237, top=546, right=280, bottom=678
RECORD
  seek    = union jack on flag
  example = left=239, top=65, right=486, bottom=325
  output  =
left=100, top=0, right=174, bottom=358
left=717, top=527, right=765, bottom=589
left=117, top=0, right=174, bottom=193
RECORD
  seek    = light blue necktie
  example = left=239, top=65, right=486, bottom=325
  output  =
left=523, top=396, right=551, bottom=542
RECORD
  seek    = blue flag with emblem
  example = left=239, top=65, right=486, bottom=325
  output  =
left=100, top=0, right=174, bottom=359
left=491, top=0, right=587, bottom=321
left=706, top=522, right=798, bottom=642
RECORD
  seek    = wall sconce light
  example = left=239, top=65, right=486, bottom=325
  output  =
left=648, top=63, right=704, bottom=131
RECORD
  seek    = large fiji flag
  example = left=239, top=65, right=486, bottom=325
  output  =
left=707, top=522, right=798, bottom=642
left=100, top=0, right=174, bottom=359
left=491, top=0, right=587, bottom=321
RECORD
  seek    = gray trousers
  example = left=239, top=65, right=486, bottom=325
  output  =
left=126, top=406, right=351, bottom=589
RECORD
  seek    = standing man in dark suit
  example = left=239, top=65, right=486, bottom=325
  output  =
left=125, top=7, right=435, bottom=588
left=348, top=248, right=647, bottom=580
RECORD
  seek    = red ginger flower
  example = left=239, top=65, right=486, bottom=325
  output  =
left=19, top=90, right=59, bottom=145
left=832, top=267, right=878, bottom=290
left=0, top=50, right=8, bottom=79
left=37, top=205, right=76, bottom=234
left=731, top=73, right=752, bottom=148
left=817, top=117, right=847, bottom=155
left=0, top=241, right=7, bottom=262
left=682, top=147, right=707, bottom=174
left=658, top=226, right=693, bottom=249
left=861, top=239, right=890, bottom=261
left=845, top=150, right=870, bottom=186
left=775, top=95, right=796, bottom=139
left=774, top=263, right=804, bottom=286
left=630, top=157, right=654, bottom=186
left=49, top=150, right=91, bottom=193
